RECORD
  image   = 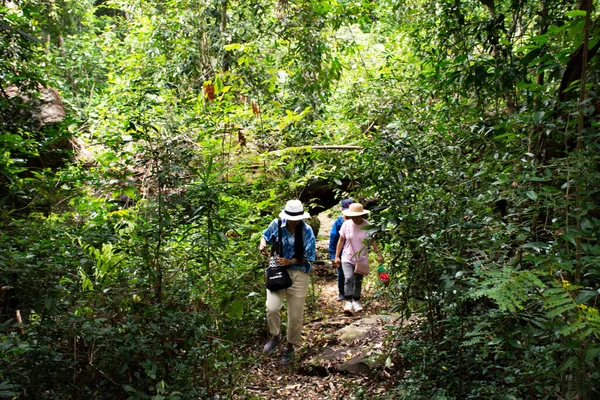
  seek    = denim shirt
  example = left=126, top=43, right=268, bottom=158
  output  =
left=263, top=218, right=316, bottom=273
left=328, top=215, right=345, bottom=260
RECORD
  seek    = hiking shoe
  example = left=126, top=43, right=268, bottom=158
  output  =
left=353, top=301, right=363, bottom=313
left=263, top=334, right=281, bottom=353
left=280, top=347, right=294, bottom=365
left=337, top=294, right=344, bottom=302
left=343, top=301, right=353, bottom=315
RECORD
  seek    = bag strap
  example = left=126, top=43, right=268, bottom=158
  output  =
left=271, top=218, right=283, bottom=257
left=277, top=218, right=283, bottom=256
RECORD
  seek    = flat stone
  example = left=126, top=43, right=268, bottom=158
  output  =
left=304, top=345, right=388, bottom=376
left=335, top=314, right=398, bottom=342
left=340, top=351, right=387, bottom=374
left=336, top=324, right=370, bottom=342
left=303, top=314, right=402, bottom=375
left=302, top=347, right=348, bottom=376
left=342, top=355, right=371, bottom=374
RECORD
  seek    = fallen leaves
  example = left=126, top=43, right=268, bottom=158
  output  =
left=230, top=274, right=408, bottom=399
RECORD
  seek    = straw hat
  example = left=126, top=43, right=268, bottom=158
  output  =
left=342, top=203, right=370, bottom=217
left=279, top=200, right=310, bottom=221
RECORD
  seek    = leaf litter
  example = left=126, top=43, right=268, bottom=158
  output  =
left=232, top=269, right=405, bottom=399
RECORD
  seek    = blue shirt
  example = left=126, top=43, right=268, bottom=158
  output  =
left=263, top=219, right=316, bottom=273
left=329, top=216, right=345, bottom=260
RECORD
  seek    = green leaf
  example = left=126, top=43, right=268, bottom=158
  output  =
left=44, top=296, right=55, bottom=310
left=224, top=43, right=242, bottom=51
left=508, top=338, right=523, bottom=349
left=522, top=48, right=542, bottom=65
left=585, top=347, right=600, bottom=363
left=574, top=290, right=597, bottom=305
left=527, top=176, right=547, bottom=182
left=123, top=186, right=136, bottom=198
left=533, top=111, right=545, bottom=124
left=565, top=10, right=588, bottom=18
left=0, top=380, right=20, bottom=397
left=522, top=242, right=551, bottom=251
left=123, top=385, right=136, bottom=393
left=560, top=233, right=577, bottom=246
left=228, top=299, right=244, bottom=319
left=560, top=356, right=580, bottom=372
left=215, top=75, right=223, bottom=94
left=525, top=191, right=538, bottom=200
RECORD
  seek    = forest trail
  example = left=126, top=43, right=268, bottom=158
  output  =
left=234, top=211, right=400, bottom=399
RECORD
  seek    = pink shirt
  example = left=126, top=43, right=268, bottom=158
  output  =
left=339, top=219, right=370, bottom=265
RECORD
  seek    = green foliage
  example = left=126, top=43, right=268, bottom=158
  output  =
left=355, top=1, right=600, bottom=398
left=469, top=267, right=544, bottom=314
left=2, top=0, right=600, bottom=398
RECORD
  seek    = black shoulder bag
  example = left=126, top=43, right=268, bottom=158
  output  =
left=265, top=218, right=293, bottom=291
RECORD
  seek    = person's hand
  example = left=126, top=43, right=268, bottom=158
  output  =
left=377, top=253, right=384, bottom=264
left=277, top=257, right=291, bottom=266
left=333, top=256, right=340, bottom=266
left=258, top=243, right=269, bottom=256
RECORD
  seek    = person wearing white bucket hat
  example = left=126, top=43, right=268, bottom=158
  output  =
left=258, top=200, right=316, bottom=365
left=334, top=203, right=383, bottom=315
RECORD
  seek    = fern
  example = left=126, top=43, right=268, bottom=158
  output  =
left=462, top=326, right=489, bottom=348
left=461, top=335, right=486, bottom=348
left=469, top=267, right=544, bottom=313
left=540, top=281, right=600, bottom=340
left=577, top=305, right=600, bottom=339
left=468, top=267, right=600, bottom=345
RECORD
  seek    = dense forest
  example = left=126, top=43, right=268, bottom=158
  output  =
left=1, top=0, right=599, bottom=398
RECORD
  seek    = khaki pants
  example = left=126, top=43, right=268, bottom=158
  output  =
left=265, top=269, right=310, bottom=345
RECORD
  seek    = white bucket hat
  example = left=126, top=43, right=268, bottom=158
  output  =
left=342, top=203, right=370, bottom=217
left=279, top=200, right=310, bottom=221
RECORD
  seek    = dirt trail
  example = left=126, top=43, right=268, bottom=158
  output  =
left=234, top=210, right=395, bottom=399
left=236, top=278, right=392, bottom=399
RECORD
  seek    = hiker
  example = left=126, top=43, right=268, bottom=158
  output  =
left=329, top=198, right=353, bottom=301
left=333, top=203, right=383, bottom=315
left=258, top=200, right=316, bottom=365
